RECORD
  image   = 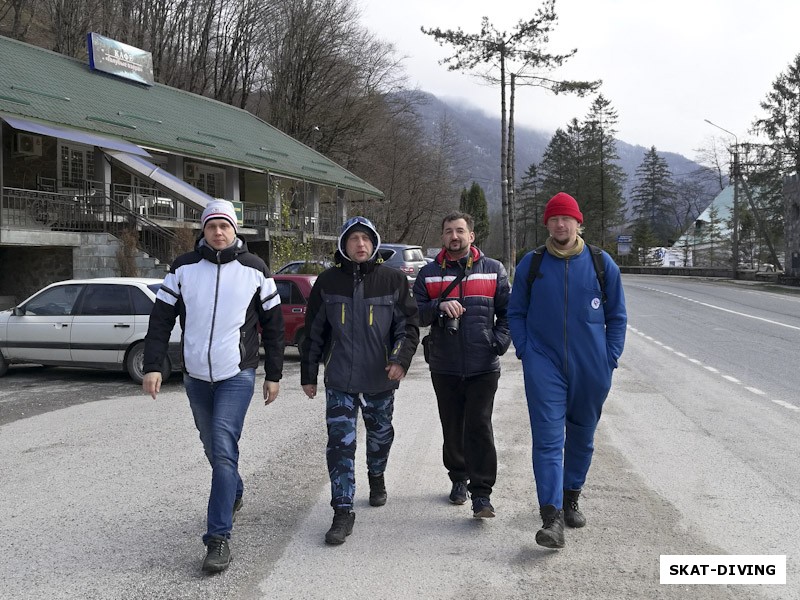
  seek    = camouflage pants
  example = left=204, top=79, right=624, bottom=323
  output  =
left=325, top=388, right=395, bottom=509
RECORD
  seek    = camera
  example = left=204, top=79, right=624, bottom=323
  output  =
left=438, top=312, right=460, bottom=335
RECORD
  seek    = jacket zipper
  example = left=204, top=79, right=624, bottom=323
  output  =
left=563, top=258, right=569, bottom=373
left=207, top=250, right=222, bottom=381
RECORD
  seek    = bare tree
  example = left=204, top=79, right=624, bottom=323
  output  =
left=0, top=0, right=36, bottom=39
left=422, top=0, right=598, bottom=275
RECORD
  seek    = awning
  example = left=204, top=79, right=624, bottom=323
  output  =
left=1, top=114, right=151, bottom=157
left=104, top=150, right=213, bottom=210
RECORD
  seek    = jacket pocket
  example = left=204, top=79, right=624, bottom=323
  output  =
left=421, top=334, right=431, bottom=363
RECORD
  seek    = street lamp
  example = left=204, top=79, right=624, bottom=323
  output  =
left=704, top=118, right=740, bottom=278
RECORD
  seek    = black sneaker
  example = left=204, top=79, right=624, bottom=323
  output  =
left=472, top=496, right=495, bottom=518
left=368, top=472, right=387, bottom=507
left=202, top=536, right=231, bottom=573
left=232, top=496, right=243, bottom=522
left=325, top=508, right=355, bottom=545
left=449, top=480, right=468, bottom=505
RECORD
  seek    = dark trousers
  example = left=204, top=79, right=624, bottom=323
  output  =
left=431, top=371, right=500, bottom=498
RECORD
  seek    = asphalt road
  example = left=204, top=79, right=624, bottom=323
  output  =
left=0, top=276, right=798, bottom=599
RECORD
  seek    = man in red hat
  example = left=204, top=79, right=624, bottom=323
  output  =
left=507, top=192, right=627, bottom=549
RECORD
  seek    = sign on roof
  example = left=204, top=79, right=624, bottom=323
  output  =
left=87, top=33, right=154, bottom=86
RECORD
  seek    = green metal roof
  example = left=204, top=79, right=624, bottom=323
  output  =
left=0, top=35, right=382, bottom=197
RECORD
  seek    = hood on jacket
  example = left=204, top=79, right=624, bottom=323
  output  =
left=337, top=216, right=381, bottom=263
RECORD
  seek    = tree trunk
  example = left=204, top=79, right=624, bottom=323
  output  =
left=499, top=46, right=510, bottom=271
left=507, top=72, right=516, bottom=278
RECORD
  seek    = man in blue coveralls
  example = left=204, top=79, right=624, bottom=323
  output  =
left=508, top=192, right=627, bottom=549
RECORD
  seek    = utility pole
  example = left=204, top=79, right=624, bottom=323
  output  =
left=704, top=119, right=740, bottom=278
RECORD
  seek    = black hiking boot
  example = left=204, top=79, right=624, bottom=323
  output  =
left=368, top=472, right=387, bottom=507
left=563, top=489, right=586, bottom=528
left=202, top=536, right=231, bottom=573
left=535, top=504, right=565, bottom=549
left=325, top=508, right=355, bottom=545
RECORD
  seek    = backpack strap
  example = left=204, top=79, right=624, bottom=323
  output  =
left=586, top=244, right=607, bottom=303
left=524, top=245, right=547, bottom=302
left=526, top=243, right=607, bottom=303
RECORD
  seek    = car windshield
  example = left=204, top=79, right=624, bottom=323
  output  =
left=147, top=284, right=162, bottom=295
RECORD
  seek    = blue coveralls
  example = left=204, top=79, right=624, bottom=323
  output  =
left=507, top=245, right=626, bottom=510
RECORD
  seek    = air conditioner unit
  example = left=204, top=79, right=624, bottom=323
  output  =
left=184, top=163, right=198, bottom=180
left=15, top=133, right=43, bottom=157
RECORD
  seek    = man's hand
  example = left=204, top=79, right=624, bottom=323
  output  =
left=143, top=372, right=162, bottom=400
left=302, top=384, right=317, bottom=399
left=263, top=380, right=280, bottom=405
left=439, top=299, right=466, bottom=319
left=386, top=363, right=406, bottom=382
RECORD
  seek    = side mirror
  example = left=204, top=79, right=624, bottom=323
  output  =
left=13, top=306, right=25, bottom=316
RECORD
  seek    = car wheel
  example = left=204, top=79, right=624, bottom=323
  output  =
left=126, top=342, right=170, bottom=384
left=0, top=352, right=8, bottom=377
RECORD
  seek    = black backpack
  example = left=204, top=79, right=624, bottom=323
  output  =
left=524, top=244, right=606, bottom=303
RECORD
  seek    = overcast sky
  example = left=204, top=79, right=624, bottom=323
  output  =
left=358, top=0, right=800, bottom=159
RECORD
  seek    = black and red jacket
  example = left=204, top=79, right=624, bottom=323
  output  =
left=413, top=246, right=511, bottom=377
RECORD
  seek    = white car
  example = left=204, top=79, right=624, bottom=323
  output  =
left=0, top=277, right=181, bottom=383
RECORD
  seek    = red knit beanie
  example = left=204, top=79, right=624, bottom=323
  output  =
left=543, top=192, right=583, bottom=225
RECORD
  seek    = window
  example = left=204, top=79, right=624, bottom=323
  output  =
left=131, top=287, right=156, bottom=315
left=276, top=281, right=306, bottom=305
left=77, top=285, right=132, bottom=316
left=403, top=248, right=425, bottom=261
left=276, top=281, right=292, bottom=304
left=59, top=143, right=95, bottom=190
left=24, top=285, right=85, bottom=316
left=187, top=164, right=226, bottom=198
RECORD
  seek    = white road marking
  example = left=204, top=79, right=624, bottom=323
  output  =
left=627, top=325, right=796, bottom=413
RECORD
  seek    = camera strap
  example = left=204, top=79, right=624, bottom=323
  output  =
left=438, top=254, right=473, bottom=301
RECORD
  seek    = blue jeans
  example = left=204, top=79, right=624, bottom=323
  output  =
left=184, top=369, right=256, bottom=544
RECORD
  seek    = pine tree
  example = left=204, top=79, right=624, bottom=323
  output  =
left=580, top=95, right=626, bottom=249
left=752, top=53, right=800, bottom=178
left=631, top=146, right=675, bottom=244
left=459, top=182, right=490, bottom=247
left=516, top=163, right=546, bottom=253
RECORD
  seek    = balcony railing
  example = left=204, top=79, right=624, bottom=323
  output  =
left=1, top=181, right=343, bottom=261
left=1, top=187, right=177, bottom=264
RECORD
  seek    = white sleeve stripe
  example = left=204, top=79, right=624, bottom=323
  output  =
left=262, top=295, right=281, bottom=310
left=260, top=277, right=281, bottom=310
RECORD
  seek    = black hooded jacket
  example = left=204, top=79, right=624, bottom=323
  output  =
left=300, top=249, right=420, bottom=394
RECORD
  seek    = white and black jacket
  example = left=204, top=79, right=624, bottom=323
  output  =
left=144, top=237, right=284, bottom=382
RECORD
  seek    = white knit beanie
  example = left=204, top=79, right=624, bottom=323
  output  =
left=201, top=200, right=238, bottom=232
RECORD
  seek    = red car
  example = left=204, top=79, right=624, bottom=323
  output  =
left=273, top=274, right=317, bottom=349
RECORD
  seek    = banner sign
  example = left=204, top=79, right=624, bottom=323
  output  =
left=87, top=33, right=154, bottom=86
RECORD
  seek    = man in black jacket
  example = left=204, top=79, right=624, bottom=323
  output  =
left=413, top=211, right=511, bottom=519
left=300, top=216, right=419, bottom=545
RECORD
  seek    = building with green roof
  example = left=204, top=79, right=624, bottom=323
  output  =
left=0, top=34, right=383, bottom=300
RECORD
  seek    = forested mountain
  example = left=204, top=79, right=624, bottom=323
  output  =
left=412, top=91, right=716, bottom=222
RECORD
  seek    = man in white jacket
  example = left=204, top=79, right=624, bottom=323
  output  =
left=143, top=199, right=284, bottom=573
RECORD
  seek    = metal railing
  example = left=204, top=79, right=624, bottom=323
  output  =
left=1, top=181, right=344, bottom=260
left=1, top=187, right=178, bottom=264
